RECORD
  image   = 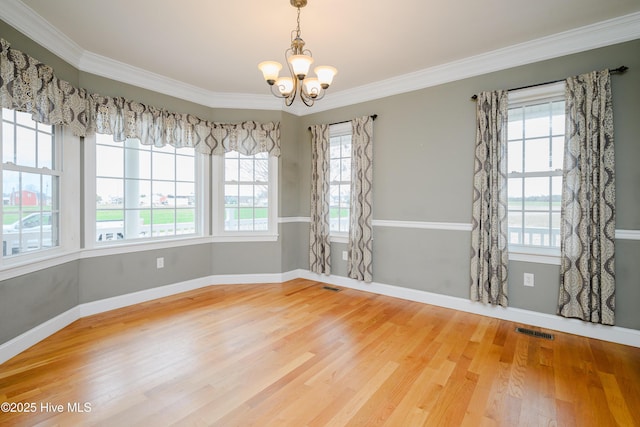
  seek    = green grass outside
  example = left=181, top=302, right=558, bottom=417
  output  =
left=3, top=206, right=47, bottom=225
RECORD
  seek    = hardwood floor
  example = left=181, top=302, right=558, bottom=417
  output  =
left=1, top=279, right=639, bottom=426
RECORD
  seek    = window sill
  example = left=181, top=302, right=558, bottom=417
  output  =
left=212, top=234, right=279, bottom=243
left=330, top=234, right=348, bottom=244
left=0, top=248, right=80, bottom=281
left=509, top=249, right=561, bottom=265
left=82, top=236, right=212, bottom=258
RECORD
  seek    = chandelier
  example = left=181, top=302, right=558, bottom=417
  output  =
left=258, top=0, right=337, bottom=107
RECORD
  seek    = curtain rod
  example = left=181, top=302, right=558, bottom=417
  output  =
left=308, top=114, right=378, bottom=131
left=470, top=65, right=628, bottom=101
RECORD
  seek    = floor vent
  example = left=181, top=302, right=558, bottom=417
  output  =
left=515, top=327, right=554, bottom=340
left=322, top=286, right=342, bottom=292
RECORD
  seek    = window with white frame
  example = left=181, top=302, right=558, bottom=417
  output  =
left=94, top=133, right=198, bottom=242
left=329, top=123, right=352, bottom=235
left=1, top=108, right=60, bottom=259
left=215, top=151, right=277, bottom=237
left=507, top=83, right=565, bottom=253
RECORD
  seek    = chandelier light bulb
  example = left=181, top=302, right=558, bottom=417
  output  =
left=314, top=66, right=337, bottom=89
left=303, top=77, right=321, bottom=98
left=288, top=54, right=314, bottom=80
left=258, top=1, right=336, bottom=106
left=258, top=61, right=283, bottom=85
left=276, top=77, right=294, bottom=96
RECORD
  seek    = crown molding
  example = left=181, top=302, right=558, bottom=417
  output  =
left=0, top=0, right=84, bottom=64
left=1, top=1, right=639, bottom=115
left=306, top=11, right=640, bottom=114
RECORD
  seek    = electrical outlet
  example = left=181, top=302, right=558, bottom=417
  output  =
left=342, top=251, right=348, bottom=261
left=524, top=273, right=534, bottom=287
left=157, top=257, right=164, bottom=269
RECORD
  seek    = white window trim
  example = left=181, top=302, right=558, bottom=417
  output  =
left=0, top=119, right=80, bottom=269
left=212, top=154, right=278, bottom=242
left=329, top=122, right=352, bottom=240
left=83, top=134, right=208, bottom=250
left=507, top=82, right=565, bottom=263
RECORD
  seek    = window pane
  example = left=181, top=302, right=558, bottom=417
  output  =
left=341, top=158, right=351, bottom=181
left=524, top=103, right=551, bottom=138
left=524, top=177, right=549, bottom=210
left=508, top=140, right=523, bottom=173
left=96, top=145, right=123, bottom=177
left=149, top=209, right=174, bottom=237
left=176, top=209, right=196, bottom=235
left=96, top=210, right=124, bottom=241
left=255, top=184, right=268, bottom=207
left=96, top=178, right=123, bottom=208
left=254, top=159, right=268, bottom=182
left=330, top=141, right=341, bottom=159
left=3, top=170, right=20, bottom=226
left=239, top=184, right=254, bottom=206
left=551, top=212, right=561, bottom=247
left=153, top=144, right=175, bottom=154
left=508, top=177, right=523, bottom=210
left=152, top=152, right=175, bottom=181
left=551, top=176, right=562, bottom=211
left=41, top=175, right=53, bottom=209
left=125, top=149, right=151, bottom=179
left=239, top=208, right=254, bottom=230
left=15, top=111, right=34, bottom=127
left=552, top=101, right=565, bottom=135
left=239, top=159, right=253, bottom=182
left=341, top=138, right=352, bottom=156
left=96, top=134, right=120, bottom=147
left=176, top=182, right=195, bottom=206
left=176, top=155, right=194, bottom=182
left=551, top=136, right=564, bottom=171
left=137, top=181, right=152, bottom=207
left=330, top=159, right=341, bottom=182
left=508, top=212, right=523, bottom=245
left=524, top=212, right=550, bottom=246
left=524, top=138, right=550, bottom=172
left=2, top=122, right=15, bottom=163
left=508, top=107, right=523, bottom=140
left=225, top=207, right=239, bottom=231
left=225, top=157, right=239, bottom=182
left=16, top=127, right=36, bottom=167
left=38, top=132, right=53, bottom=169
left=125, top=209, right=150, bottom=239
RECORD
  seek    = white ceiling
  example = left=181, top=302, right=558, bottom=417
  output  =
left=3, top=0, right=640, bottom=113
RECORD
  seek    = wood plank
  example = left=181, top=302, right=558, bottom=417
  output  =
left=1, top=279, right=639, bottom=426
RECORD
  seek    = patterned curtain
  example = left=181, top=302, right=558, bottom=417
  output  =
left=470, top=91, right=509, bottom=307
left=348, top=116, right=374, bottom=283
left=0, top=38, right=90, bottom=137
left=0, top=38, right=280, bottom=156
left=558, top=70, right=616, bottom=325
left=309, top=124, right=331, bottom=275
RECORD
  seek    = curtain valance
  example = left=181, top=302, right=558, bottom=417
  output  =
left=0, top=38, right=280, bottom=156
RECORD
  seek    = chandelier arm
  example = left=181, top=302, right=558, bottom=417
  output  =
left=268, top=84, right=287, bottom=99
left=259, top=0, right=335, bottom=107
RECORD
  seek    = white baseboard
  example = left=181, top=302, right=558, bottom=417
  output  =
left=0, top=306, right=80, bottom=365
left=2, top=270, right=639, bottom=364
left=298, top=271, right=640, bottom=348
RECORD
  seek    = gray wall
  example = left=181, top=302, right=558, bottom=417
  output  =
left=1, top=18, right=639, bottom=346
left=298, top=39, right=640, bottom=330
